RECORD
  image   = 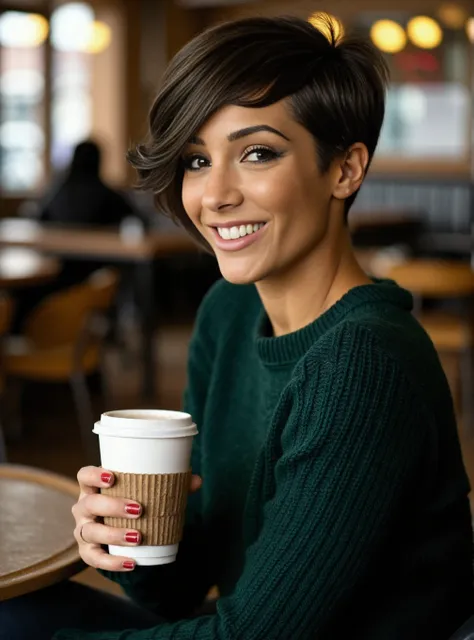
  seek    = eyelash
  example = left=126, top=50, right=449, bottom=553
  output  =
left=182, top=145, right=283, bottom=172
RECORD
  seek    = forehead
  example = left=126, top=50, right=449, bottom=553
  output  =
left=193, top=100, right=296, bottom=140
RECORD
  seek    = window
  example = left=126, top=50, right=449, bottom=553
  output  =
left=0, top=10, right=48, bottom=192
left=354, top=10, right=472, bottom=163
left=0, top=2, right=112, bottom=194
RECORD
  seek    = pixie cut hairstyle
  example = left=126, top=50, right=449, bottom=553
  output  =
left=129, top=15, right=389, bottom=249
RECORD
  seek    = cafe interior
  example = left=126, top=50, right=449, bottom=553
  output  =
left=1, top=0, right=474, bottom=612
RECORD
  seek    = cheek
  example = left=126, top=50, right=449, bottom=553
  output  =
left=246, top=171, right=294, bottom=215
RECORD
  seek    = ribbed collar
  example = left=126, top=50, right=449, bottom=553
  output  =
left=255, top=279, right=413, bottom=366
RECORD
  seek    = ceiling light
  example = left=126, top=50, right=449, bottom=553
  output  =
left=370, top=19, right=407, bottom=54
left=84, top=21, right=112, bottom=54
left=407, top=16, right=443, bottom=49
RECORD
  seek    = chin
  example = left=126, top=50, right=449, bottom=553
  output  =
left=217, top=260, right=262, bottom=286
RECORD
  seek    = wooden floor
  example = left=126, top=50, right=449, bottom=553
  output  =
left=5, top=323, right=474, bottom=596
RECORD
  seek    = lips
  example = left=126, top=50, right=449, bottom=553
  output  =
left=210, top=222, right=268, bottom=252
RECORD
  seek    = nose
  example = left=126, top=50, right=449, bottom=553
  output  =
left=201, top=164, right=243, bottom=213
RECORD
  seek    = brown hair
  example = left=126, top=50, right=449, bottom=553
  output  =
left=128, top=15, right=389, bottom=250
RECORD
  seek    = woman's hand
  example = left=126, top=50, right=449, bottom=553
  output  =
left=72, top=466, right=202, bottom=572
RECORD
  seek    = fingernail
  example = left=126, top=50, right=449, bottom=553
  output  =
left=124, top=531, right=140, bottom=543
left=122, top=561, right=135, bottom=570
left=101, top=473, right=113, bottom=484
left=125, top=503, right=141, bottom=516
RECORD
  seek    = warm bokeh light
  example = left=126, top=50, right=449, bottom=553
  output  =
left=84, top=21, right=112, bottom=54
left=407, top=16, right=443, bottom=49
left=437, top=3, right=468, bottom=29
left=308, top=12, right=344, bottom=43
left=51, top=2, right=93, bottom=52
left=370, top=19, right=407, bottom=54
left=0, top=12, right=49, bottom=48
left=467, top=17, right=474, bottom=42
left=50, top=4, right=111, bottom=54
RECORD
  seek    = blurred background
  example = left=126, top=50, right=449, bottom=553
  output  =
left=0, top=0, right=473, bottom=591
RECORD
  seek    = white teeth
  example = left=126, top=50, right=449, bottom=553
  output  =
left=217, top=223, right=265, bottom=240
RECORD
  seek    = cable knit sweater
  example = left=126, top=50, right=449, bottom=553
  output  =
left=55, top=279, right=473, bottom=640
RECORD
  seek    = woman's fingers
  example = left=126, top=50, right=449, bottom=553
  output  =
left=76, top=521, right=141, bottom=547
left=79, top=544, right=138, bottom=572
left=72, top=468, right=202, bottom=573
left=190, top=474, right=202, bottom=493
left=77, top=466, right=115, bottom=495
left=72, top=493, right=142, bottom=522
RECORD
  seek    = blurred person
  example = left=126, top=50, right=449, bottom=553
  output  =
left=11, top=141, right=143, bottom=332
left=3, top=15, right=473, bottom=640
left=38, top=139, right=135, bottom=227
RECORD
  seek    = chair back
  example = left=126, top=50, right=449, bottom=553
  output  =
left=386, top=260, right=474, bottom=298
left=23, top=268, right=119, bottom=350
left=23, top=283, right=93, bottom=349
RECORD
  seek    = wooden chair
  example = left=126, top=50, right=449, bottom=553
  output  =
left=4, top=269, right=119, bottom=460
left=0, top=295, right=13, bottom=462
left=386, top=259, right=474, bottom=431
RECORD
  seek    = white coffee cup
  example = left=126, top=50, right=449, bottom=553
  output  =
left=93, top=409, right=198, bottom=566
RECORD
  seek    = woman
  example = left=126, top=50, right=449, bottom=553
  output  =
left=4, top=15, right=473, bottom=640
left=38, top=140, right=135, bottom=227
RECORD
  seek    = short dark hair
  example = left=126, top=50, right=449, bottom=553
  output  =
left=70, top=140, right=101, bottom=178
left=128, top=15, right=389, bottom=250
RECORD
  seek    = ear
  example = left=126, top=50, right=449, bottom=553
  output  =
left=332, top=143, right=369, bottom=201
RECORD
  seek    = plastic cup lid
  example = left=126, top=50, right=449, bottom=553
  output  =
left=92, top=409, right=197, bottom=438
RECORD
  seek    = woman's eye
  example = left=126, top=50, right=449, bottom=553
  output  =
left=183, top=155, right=209, bottom=171
left=243, top=147, right=280, bottom=164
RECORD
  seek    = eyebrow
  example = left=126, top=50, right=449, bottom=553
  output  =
left=189, top=125, right=290, bottom=146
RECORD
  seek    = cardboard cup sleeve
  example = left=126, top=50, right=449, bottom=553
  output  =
left=102, top=470, right=192, bottom=545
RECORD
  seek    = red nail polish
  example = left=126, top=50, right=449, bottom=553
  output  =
left=125, top=532, right=140, bottom=543
left=101, top=473, right=113, bottom=484
left=125, top=504, right=141, bottom=515
left=123, top=561, right=135, bottom=570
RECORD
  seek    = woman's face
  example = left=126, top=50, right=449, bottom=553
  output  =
left=181, top=100, right=344, bottom=285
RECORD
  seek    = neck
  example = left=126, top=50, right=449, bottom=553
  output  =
left=255, top=225, right=371, bottom=337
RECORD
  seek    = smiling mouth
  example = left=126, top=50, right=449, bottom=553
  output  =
left=215, top=223, right=266, bottom=240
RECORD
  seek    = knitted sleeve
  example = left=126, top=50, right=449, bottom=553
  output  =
left=56, top=324, right=430, bottom=640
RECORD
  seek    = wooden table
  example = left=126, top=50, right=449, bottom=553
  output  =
left=0, top=219, right=199, bottom=400
left=0, top=219, right=196, bottom=261
left=0, top=464, right=84, bottom=601
left=0, top=248, right=60, bottom=288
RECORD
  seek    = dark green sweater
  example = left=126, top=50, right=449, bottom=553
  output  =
left=56, top=279, right=473, bottom=640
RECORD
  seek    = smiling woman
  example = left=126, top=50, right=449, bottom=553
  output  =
left=178, top=99, right=372, bottom=292
left=130, top=17, right=387, bottom=253
left=6, top=14, right=474, bottom=640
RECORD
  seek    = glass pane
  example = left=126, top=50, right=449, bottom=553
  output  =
left=51, top=50, right=92, bottom=169
left=0, top=11, right=47, bottom=192
left=50, top=2, right=93, bottom=171
left=354, top=12, right=471, bottom=160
